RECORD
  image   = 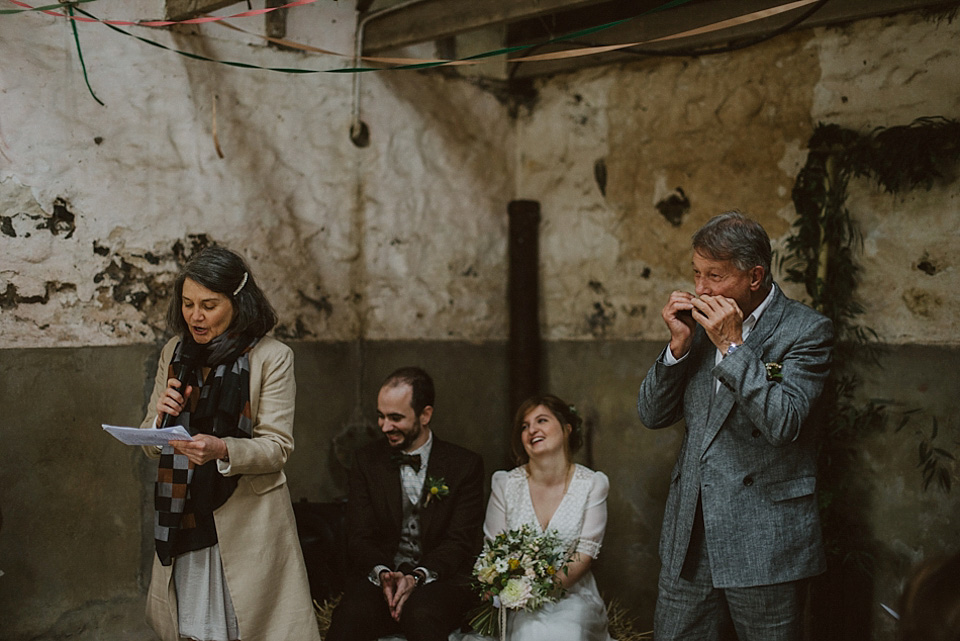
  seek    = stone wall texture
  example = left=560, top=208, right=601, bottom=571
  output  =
left=1, top=3, right=958, bottom=640
left=518, top=13, right=960, bottom=344
left=1, top=0, right=512, bottom=347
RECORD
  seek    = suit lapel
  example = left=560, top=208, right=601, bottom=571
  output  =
left=686, top=331, right=720, bottom=456
left=378, top=443, right=404, bottom=528
left=688, top=337, right=716, bottom=413
left=418, top=438, right=448, bottom=542
left=697, top=288, right=786, bottom=456
left=699, top=385, right=735, bottom=457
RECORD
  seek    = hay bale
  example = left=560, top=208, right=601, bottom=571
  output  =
left=607, top=599, right=653, bottom=641
left=314, top=595, right=339, bottom=638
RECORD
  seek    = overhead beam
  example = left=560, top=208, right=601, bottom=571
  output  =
left=166, top=0, right=241, bottom=21
left=361, top=0, right=614, bottom=53
left=508, top=0, right=960, bottom=78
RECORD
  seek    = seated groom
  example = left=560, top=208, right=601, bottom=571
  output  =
left=326, top=366, right=485, bottom=641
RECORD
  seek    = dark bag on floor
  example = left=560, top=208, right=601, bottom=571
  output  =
left=293, top=497, right=349, bottom=604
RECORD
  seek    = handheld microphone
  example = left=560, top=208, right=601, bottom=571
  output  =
left=158, top=341, right=200, bottom=429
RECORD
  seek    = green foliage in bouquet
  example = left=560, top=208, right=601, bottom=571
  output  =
left=468, top=524, right=573, bottom=636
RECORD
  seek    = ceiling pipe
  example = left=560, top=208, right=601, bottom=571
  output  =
left=350, top=0, right=432, bottom=147
left=507, top=199, right=542, bottom=466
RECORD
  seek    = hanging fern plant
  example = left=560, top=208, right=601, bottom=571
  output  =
left=779, top=117, right=960, bottom=569
left=786, top=117, right=960, bottom=336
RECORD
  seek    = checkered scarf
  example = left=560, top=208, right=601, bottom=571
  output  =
left=154, top=334, right=257, bottom=566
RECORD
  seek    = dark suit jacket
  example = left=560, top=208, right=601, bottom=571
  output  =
left=345, top=435, right=485, bottom=584
left=638, top=286, right=833, bottom=588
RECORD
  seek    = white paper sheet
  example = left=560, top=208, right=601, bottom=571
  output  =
left=102, top=424, right=193, bottom=446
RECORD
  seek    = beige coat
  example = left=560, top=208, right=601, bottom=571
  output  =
left=141, top=336, right=320, bottom=641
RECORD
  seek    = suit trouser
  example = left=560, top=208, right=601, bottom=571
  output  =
left=654, top=501, right=809, bottom=641
left=326, top=574, right=474, bottom=641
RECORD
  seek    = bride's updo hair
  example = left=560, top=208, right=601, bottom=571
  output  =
left=511, top=394, right=584, bottom=465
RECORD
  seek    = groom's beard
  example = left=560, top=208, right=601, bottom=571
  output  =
left=386, top=422, right=423, bottom=452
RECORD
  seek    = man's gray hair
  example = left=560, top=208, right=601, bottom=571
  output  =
left=692, top=210, right=773, bottom=288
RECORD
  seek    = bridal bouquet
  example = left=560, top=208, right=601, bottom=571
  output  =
left=468, top=524, right=572, bottom=637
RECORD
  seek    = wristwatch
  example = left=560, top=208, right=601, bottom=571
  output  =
left=725, top=342, right=741, bottom=356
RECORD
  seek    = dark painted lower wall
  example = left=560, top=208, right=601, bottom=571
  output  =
left=0, top=341, right=957, bottom=640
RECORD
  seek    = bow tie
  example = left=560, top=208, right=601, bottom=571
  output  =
left=391, top=452, right=422, bottom=473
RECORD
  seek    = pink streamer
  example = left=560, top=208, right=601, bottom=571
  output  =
left=6, top=0, right=319, bottom=27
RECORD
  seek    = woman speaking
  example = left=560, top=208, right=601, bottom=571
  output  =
left=140, top=246, right=319, bottom=641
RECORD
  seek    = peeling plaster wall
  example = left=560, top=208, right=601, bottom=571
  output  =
left=811, top=15, right=960, bottom=345
left=4, top=11, right=953, bottom=346
left=0, top=0, right=512, bottom=348
left=519, top=13, right=960, bottom=345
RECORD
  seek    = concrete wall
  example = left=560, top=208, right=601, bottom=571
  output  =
left=0, top=345, right=157, bottom=640
left=855, top=345, right=960, bottom=640
left=1, top=3, right=958, bottom=640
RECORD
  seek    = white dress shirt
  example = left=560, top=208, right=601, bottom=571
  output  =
left=369, top=433, right=437, bottom=586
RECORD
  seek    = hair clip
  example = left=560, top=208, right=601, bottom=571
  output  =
left=232, top=272, right=248, bottom=296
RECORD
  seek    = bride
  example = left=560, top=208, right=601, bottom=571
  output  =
left=463, top=394, right=614, bottom=641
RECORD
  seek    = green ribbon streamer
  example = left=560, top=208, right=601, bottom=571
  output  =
left=0, top=0, right=99, bottom=15
left=68, top=4, right=105, bottom=106
left=333, top=0, right=695, bottom=73
left=73, top=5, right=319, bottom=73
left=72, top=0, right=694, bottom=75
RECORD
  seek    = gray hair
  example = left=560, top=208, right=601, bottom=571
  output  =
left=691, top=210, right=773, bottom=288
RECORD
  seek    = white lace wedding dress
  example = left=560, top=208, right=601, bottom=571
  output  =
left=457, top=464, right=614, bottom=641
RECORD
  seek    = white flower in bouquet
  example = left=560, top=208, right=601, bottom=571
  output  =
left=468, top=524, right=575, bottom=637
left=477, top=564, right=498, bottom=584
left=499, top=577, right=533, bottom=609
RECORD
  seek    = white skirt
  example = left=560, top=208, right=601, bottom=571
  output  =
left=453, top=572, right=615, bottom=641
left=173, top=544, right=240, bottom=641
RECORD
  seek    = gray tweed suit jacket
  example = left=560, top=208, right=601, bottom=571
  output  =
left=638, top=286, right=833, bottom=588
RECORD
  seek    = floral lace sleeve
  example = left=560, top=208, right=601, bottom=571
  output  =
left=575, top=471, right=609, bottom=558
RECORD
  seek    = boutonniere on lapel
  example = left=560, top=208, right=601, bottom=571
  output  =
left=424, top=476, right=450, bottom=506
left=765, top=362, right=783, bottom=382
